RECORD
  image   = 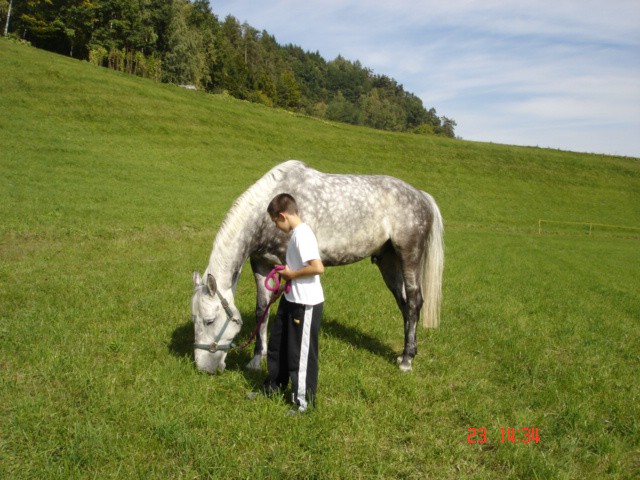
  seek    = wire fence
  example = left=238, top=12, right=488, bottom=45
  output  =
left=443, top=221, right=639, bottom=239
left=538, top=220, right=640, bottom=238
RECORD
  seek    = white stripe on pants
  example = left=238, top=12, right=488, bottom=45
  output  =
left=296, top=305, right=314, bottom=410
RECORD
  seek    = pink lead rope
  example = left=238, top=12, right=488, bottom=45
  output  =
left=235, top=266, right=289, bottom=351
left=264, top=264, right=291, bottom=294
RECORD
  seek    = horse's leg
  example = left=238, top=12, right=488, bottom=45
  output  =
left=397, top=262, right=424, bottom=372
left=374, top=245, right=424, bottom=371
left=373, top=247, right=405, bottom=308
left=246, top=258, right=272, bottom=370
left=373, top=248, right=411, bottom=371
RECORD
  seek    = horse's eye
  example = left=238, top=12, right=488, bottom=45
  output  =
left=203, top=318, right=215, bottom=326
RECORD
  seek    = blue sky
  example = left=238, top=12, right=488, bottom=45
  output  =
left=211, top=1, right=640, bottom=157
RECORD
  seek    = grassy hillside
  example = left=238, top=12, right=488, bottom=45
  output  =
left=1, top=38, right=639, bottom=479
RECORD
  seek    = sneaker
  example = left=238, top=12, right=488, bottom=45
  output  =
left=287, top=406, right=307, bottom=416
left=245, top=391, right=262, bottom=401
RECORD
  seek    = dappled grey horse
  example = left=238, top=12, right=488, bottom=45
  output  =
left=191, top=160, right=444, bottom=374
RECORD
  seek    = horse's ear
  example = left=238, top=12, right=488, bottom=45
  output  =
left=206, top=274, right=217, bottom=297
left=193, top=271, right=203, bottom=287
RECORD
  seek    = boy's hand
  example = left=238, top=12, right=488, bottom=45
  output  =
left=279, top=265, right=294, bottom=280
left=279, top=260, right=324, bottom=281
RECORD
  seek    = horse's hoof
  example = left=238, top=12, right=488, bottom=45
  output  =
left=397, top=356, right=413, bottom=372
left=245, top=355, right=264, bottom=370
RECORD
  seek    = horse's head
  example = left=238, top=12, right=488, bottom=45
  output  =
left=191, top=272, right=242, bottom=374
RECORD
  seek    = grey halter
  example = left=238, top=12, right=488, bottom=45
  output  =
left=193, top=290, right=242, bottom=353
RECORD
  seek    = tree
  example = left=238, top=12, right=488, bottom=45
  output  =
left=439, top=117, right=457, bottom=138
left=62, top=0, right=99, bottom=57
left=163, top=0, right=207, bottom=86
left=326, top=56, right=370, bottom=103
left=402, top=93, right=429, bottom=130
left=2, top=0, right=12, bottom=36
left=359, top=88, right=403, bottom=131
left=11, top=0, right=99, bottom=56
left=327, top=91, right=361, bottom=125
left=213, top=15, right=250, bottom=96
left=5, top=1, right=457, bottom=136
left=188, top=0, right=218, bottom=90
left=276, top=71, right=301, bottom=109
left=288, top=47, right=327, bottom=110
left=90, top=0, right=156, bottom=54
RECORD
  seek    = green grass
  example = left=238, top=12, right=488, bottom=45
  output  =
left=1, top=38, right=639, bottom=479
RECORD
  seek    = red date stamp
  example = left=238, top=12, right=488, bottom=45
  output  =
left=468, top=427, right=540, bottom=444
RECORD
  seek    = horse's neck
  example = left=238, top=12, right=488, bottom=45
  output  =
left=206, top=228, right=255, bottom=292
left=205, top=188, right=270, bottom=291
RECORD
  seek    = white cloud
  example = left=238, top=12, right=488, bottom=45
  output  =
left=211, top=0, right=640, bottom=156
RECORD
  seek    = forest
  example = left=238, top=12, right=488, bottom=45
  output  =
left=1, top=0, right=456, bottom=137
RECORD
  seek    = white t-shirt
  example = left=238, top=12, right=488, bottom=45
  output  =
left=284, top=223, right=324, bottom=306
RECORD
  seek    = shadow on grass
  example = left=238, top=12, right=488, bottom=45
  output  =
left=167, top=312, right=264, bottom=390
left=167, top=312, right=397, bottom=380
left=321, top=317, right=397, bottom=366
left=168, top=321, right=195, bottom=359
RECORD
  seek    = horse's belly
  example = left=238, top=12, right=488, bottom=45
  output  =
left=316, top=228, right=388, bottom=266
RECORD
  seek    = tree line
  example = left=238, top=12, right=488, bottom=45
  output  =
left=2, top=0, right=456, bottom=137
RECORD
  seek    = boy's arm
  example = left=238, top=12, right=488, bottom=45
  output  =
left=280, top=259, right=324, bottom=280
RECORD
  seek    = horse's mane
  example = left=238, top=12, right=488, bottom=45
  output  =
left=207, top=161, right=304, bottom=279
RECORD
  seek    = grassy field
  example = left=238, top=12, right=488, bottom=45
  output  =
left=1, top=38, right=639, bottom=479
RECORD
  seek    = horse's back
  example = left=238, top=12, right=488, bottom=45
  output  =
left=273, top=161, right=434, bottom=265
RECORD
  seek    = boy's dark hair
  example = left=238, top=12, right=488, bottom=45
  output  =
left=268, top=193, right=299, bottom=217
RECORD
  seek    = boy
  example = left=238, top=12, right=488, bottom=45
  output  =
left=264, top=193, right=325, bottom=414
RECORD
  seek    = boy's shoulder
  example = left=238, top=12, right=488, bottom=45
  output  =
left=291, top=223, right=317, bottom=242
left=295, top=222, right=315, bottom=234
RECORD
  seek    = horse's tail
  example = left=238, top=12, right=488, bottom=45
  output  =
left=421, top=192, right=444, bottom=328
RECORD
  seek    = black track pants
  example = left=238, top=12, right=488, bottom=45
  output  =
left=265, top=297, right=323, bottom=409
